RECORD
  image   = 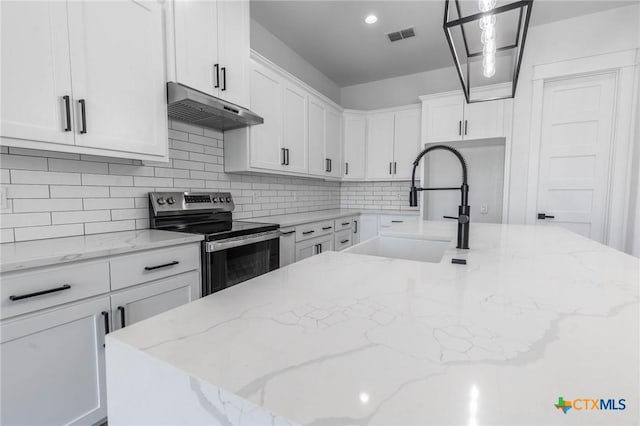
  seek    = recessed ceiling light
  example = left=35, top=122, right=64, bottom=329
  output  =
left=365, top=14, right=378, bottom=24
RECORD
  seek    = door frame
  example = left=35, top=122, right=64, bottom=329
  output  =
left=525, top=49, right=639, bottom=251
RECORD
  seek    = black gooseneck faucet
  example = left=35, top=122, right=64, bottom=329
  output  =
left=409, top=145, right=470, bottom=249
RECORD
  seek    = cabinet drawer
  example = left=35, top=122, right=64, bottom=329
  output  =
left=1, top=261, right=110, bottom=320
left=295, top=220, right=334, bottom=242
left=334, top=230, right=352, bottom=251
left=379, top=215, right=418, bottom=229
left=110, top=244, right=200, bottom=291
left=334, top=217, right=353, bottom=232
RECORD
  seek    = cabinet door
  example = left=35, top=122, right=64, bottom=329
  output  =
left=325, top=107, right=342, bottom=178
left=366, top=113, right=395, bottom=179
left=423, top=94, right=464, bottom=143
left=173, top=0, right=219, bottom=97
left=1, top=297, right=110, bottom=426
left=318, top=234, right=334, bottom=253
left=359, top=214, right=379, bottom=242
left=295, top=241, right=317, bottom=262
left=249, top=62, right=283, bottom=171
left=308, top=96, right=327, bottom=176
left=67, top=0, right=167, bottom=157
left=110, top=272, right=199, bottom=331
left=343, top=115, right=366, bottom=179
left=393, top=108, right=421, bottom=180
left=352, top=216, right=361, bottom=245
left=282, top=81, right=308, bottom=174
left=463, top=99, right=505, bottom=140
left=279, top=228, right=296, bottom=267
left=217, top=0, right=250, bottom=106
left=0, top=1, right=75, bottom=146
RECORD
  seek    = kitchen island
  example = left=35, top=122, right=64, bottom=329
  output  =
left=105, top=221, right=639, bottom=426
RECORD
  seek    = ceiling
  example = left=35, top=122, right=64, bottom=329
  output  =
left=251, top=0, right=638, bottom=87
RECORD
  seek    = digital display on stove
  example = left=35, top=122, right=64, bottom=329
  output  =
left=184, top=195, right=211, bottom=204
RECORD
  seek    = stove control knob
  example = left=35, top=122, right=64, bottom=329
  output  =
left=167, top=197, right=175, bottom=205
left=157, top=197, right=166, bottom=205
left=225, top=197, right=231, bottom=202
left=212, top=197, right=218, bottom=203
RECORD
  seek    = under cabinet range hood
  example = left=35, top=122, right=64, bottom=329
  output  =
left=166, top=82, right=263, bottom=131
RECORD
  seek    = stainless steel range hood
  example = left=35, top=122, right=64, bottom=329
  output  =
left=166, top=82, right=263, bottom=131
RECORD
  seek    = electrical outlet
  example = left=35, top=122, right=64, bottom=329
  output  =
left=480, top=203, right=488, bottom=214
left=0, top=187, right=7, bottom=210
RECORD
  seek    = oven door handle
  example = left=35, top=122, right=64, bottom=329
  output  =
left=206, top=230, right=280, bottom=252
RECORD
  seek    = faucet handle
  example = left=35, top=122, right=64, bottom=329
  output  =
left=443, top=215, right=458, bottom=220
left=443, top=215, right=469, bottom=224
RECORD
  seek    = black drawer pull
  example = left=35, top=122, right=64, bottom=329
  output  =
left=281, top=230, right=295, bottom=235
left=118, top=306, right=126, bottom=328
left=341, top=222, right=350, bottom=226
left=322, top=226, right=333, bottom=230
left=340, top=239, right=349, bottom=244
left=63, top=95, right=71, bottom=131
left=78, top=99, right=87, bottom=134
left=9, top=284, right=71, bottom=301
left=302, top=230, right=315, bottom=235
left=102, top=311, right=110, bottom=335
left=144, top=260, right=179, bottom=271
left=391, top=220, right=404, bottom=223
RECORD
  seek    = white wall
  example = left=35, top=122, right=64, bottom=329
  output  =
left=250, top=19, right=341, bottom=104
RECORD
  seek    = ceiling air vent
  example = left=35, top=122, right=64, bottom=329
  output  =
left=387, top=26, right=416, bottom=42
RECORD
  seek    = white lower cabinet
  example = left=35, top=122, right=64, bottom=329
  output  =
left=279, top=227, right=296, bottom=268
left=110, top=271, right=199, bottom=331
left=1, top=296, right=110, bottom=426
left=352, top=216, right=361, bottom=245
left=359, top=214, right=379, bottom=242
left=334, top=229, right=352, bottom=251
left=0, top=242, right=201, bottom=425
left=295, top=234, right=333, bottom=262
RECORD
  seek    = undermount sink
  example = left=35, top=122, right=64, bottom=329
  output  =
left=345, top=235, right=450, bottom=263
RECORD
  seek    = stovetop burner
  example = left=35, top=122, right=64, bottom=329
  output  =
left=162, top=220, right=279, bottom=241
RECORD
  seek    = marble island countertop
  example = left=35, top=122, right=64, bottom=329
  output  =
left=106, top=221, right=639, bottom=426
left=0, top=229, right=204, bottom=273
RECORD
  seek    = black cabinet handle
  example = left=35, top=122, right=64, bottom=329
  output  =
left=391, top=220, right=404, bottom=223
left=340, top=239, right=349, bottom=244
left=221, top=67, right=227, bottom=91
left=214, top=64, right=220, bottom=89
left=394, top=162, right=397, bottom=174
left=281, top=148, right=286, bottom=165
left=286, top=148, right=290, bottom=165
left=144, top=260, right=179, bottom=271
left=78, top=99, right=87, bottom=134
left=322, top=226, right=332, bottom=230
left=9, top=284, right=71, bottom=301
left=325, top=158, right=330, bottom=172
left=302, top=230, right=315, bottom=235
left=63, top=95, right=71, bottom=132
left=345, top=162, right=349, bottom=175
left=464, top=120, right=468, bottom=135
left=102, top=311, right=110, bottom=335
left=537, top=213, right=555, bottom=220
left=354, top=220, right=358, bottom=233
left=118, top=306, right=126, bottom=328
left=389, top=162, right=392, bottom=174
left=341, top=222, right=350, bottom=226
left=458, top=120, right=462, bottom=136
left=281, top=230, right=295, bottom=235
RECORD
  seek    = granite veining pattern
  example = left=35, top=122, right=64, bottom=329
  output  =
left=0, top=229, right=203, bottom=273
left=107, top=222, right=639, bottom=425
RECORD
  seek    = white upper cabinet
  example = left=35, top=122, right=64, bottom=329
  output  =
left=325, top=106, right=342, bottom=178
left=366, top=113, right=395, bottom=180
left=366, top=106, right=420, bottom=180
left=170, top=0, right=249, bottom=106
left=421, top=90, right=506, bottom=143
left=1, top=0, right=168, bottom=161
left=308, top=96, right=326, bottom=176
left=1, top=1, right=74, bottom=146
left=67, top=0, right=167, bottom=157
left=282, top=80, right=308, bottom=174
left=343, top=113, right=366, bottom=179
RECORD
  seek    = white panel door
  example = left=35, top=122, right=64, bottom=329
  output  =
left=535, top=72, right=616, bottom=242
left=282, top=81, right=308, bottom=174
left=67, top=0, right=167, bottom=157
left=173, top=0, right=219, bottom=96
left=249, top=63, right=283, bottom=171
left=343, top=115, right=366, bottom=179
left=325, top=107, right=342, bottom=178
left=110, top=272, right=199, bottom=331
left=0, top=1, right=75, bottom=146
left=423, top=94, right=464, bottom=143
left=463, top=99, right=505, bottom=140
left=366, top=113, right=395, bottom=179
left=1, top=297, right=110, bottom=426
left=217, top=0, right=250, bottom=106
left=392, top=108, right=421, bottom=180
left=308, top=97, right=326, bottom=176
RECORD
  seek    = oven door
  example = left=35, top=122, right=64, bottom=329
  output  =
left=203, top=230, right=280, bottom=296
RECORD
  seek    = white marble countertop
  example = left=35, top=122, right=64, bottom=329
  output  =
left=246, top=208, right=419, bottom=228
left=0, top=230, right=203, bottom=273
left=106, top=221, right=639, bottom=426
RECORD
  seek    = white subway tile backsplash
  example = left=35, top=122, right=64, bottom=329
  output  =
left=48, top=158, right=109, bottom=174
left=0, top=154, right=48, bottom=171
left=1, top=228, right=14, bottom=242
left=83, top=198, right=134, bottom=210
left=14, top=224, right=83, bottom=242
left=84, top=220, right=135, bottom=235
left=133, top=176, right=173, bottom=187
left=4, top=185, right=50, bottom=199
left=109, top=186, right=154, bottom=198
left=50, top=185, right=110, bottom=198
left=11, top=170, right=81, bottom=185
left=13, top=198, right=83, bottom=213
left=82, top=174, right=134, bottom=186
left=108, top=164, right=155, bottom=177
left=111, top=208, right=147, bottom=221
left=52, top=210, right=110, bottom=225
left=1, top=212, right=51, bottom=228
